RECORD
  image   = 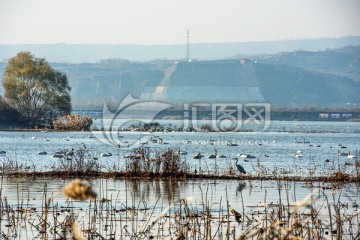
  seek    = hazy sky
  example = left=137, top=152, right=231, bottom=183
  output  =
left=0, top=0, right=359, bottom=44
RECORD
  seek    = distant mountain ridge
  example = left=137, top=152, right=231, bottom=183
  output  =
left=0, top=42, right=359, bottom=108
left=1, top=36, right=360, bottom=63
left=249, top=45, right=360, bottom=81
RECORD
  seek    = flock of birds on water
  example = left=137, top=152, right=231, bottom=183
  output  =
left=0, top=135, right=358, bottom=175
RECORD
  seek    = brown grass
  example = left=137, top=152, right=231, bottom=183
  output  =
left=0, top=177, right=359, bottom=239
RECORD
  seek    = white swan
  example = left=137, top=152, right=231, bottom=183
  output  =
left=347, top=151, right=358, bottom=159
left=238, top=153, right=256, bottom=159
left=100, top=153, right=112, bottom=157
left=176, top=150, right=187, bottom=155
left=294, top=150, right=303, bottom=158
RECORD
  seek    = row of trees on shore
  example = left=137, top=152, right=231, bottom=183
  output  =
left=0, top=51, right=91, bottom=130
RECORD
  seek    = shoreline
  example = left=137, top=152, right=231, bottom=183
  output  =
left=2, top=171, right=359, bottom=183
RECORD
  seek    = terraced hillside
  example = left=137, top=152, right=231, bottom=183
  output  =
left=140, top=60, right=265, bottom=104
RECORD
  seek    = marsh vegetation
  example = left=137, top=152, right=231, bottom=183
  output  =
left=0, top=177, right=359, bottom=239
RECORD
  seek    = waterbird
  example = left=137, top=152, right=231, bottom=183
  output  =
left=0, top=150, right=6, bottom=155
left=65, top=149, right=74, bottom=156
left=53, top=153, right=64, bottom=158
left=337, top=150, right=347, bottom=157
left=208, top=149, right=218, bottom=159
left=230, top=208, right=242, bottom=223
left=100, top=153, right=112, bottom=157
left=293, top=150, right=303, bottom=158
left=235, top=158, right=246, bottom=174
left=347, top=151, right=358, bottom=159
left=176, top=149, right=187, bottom=156
left=123, top=154, right=135, bottom=158
left=193, top=152, right=203, bottom=159
left=38, top=151, right=47, bottom=155
left=238, top=154, right=247, bottom=158
left=238, top=153, right=256, bottom=159
left=227, top=141, right=238, bottom=146
left=180, top=151, right=187, bottom=155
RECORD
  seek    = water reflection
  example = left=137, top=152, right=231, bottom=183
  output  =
left=236, top=181, right=246, bottom=194
left=1, top=177, right=359, bottom=239
left=124, top=179, right=184, bottom=204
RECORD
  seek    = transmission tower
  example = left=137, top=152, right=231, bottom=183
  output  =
left=186, top=29, right=190, bottom=61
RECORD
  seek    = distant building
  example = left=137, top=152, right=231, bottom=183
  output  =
left=319, top=113, right=329, bottom=118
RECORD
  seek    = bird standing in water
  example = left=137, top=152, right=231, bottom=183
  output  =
left=235, top=158, right=246, bottom=174
left=230, top=208, right=242, bottom=223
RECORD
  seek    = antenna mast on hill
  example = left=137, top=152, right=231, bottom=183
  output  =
left=186, top=29, right=190, bottom=61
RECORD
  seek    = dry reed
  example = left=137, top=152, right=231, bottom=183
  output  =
left=62, top=179, right=97, bottom=201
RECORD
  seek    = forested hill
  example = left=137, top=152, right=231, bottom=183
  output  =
left=249, top=45, right=360, bottom=81
left=254, top=63, right=360, bottom=107
left=238, top=45, right=360, bottom=107
left=0, top=46, right=359, bottom=109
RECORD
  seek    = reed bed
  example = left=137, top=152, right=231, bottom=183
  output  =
left=0, top=177, right=359, bottom=239
left=1, top=146, right=359, bottom=183
left=0, top=147, right=359, bottom=238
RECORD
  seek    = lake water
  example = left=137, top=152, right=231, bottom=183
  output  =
left=0, top=120, right=359, bottom=239
left=0, top=121, right=359, bottom=176
left=0, top=177, right=359, bottom=239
